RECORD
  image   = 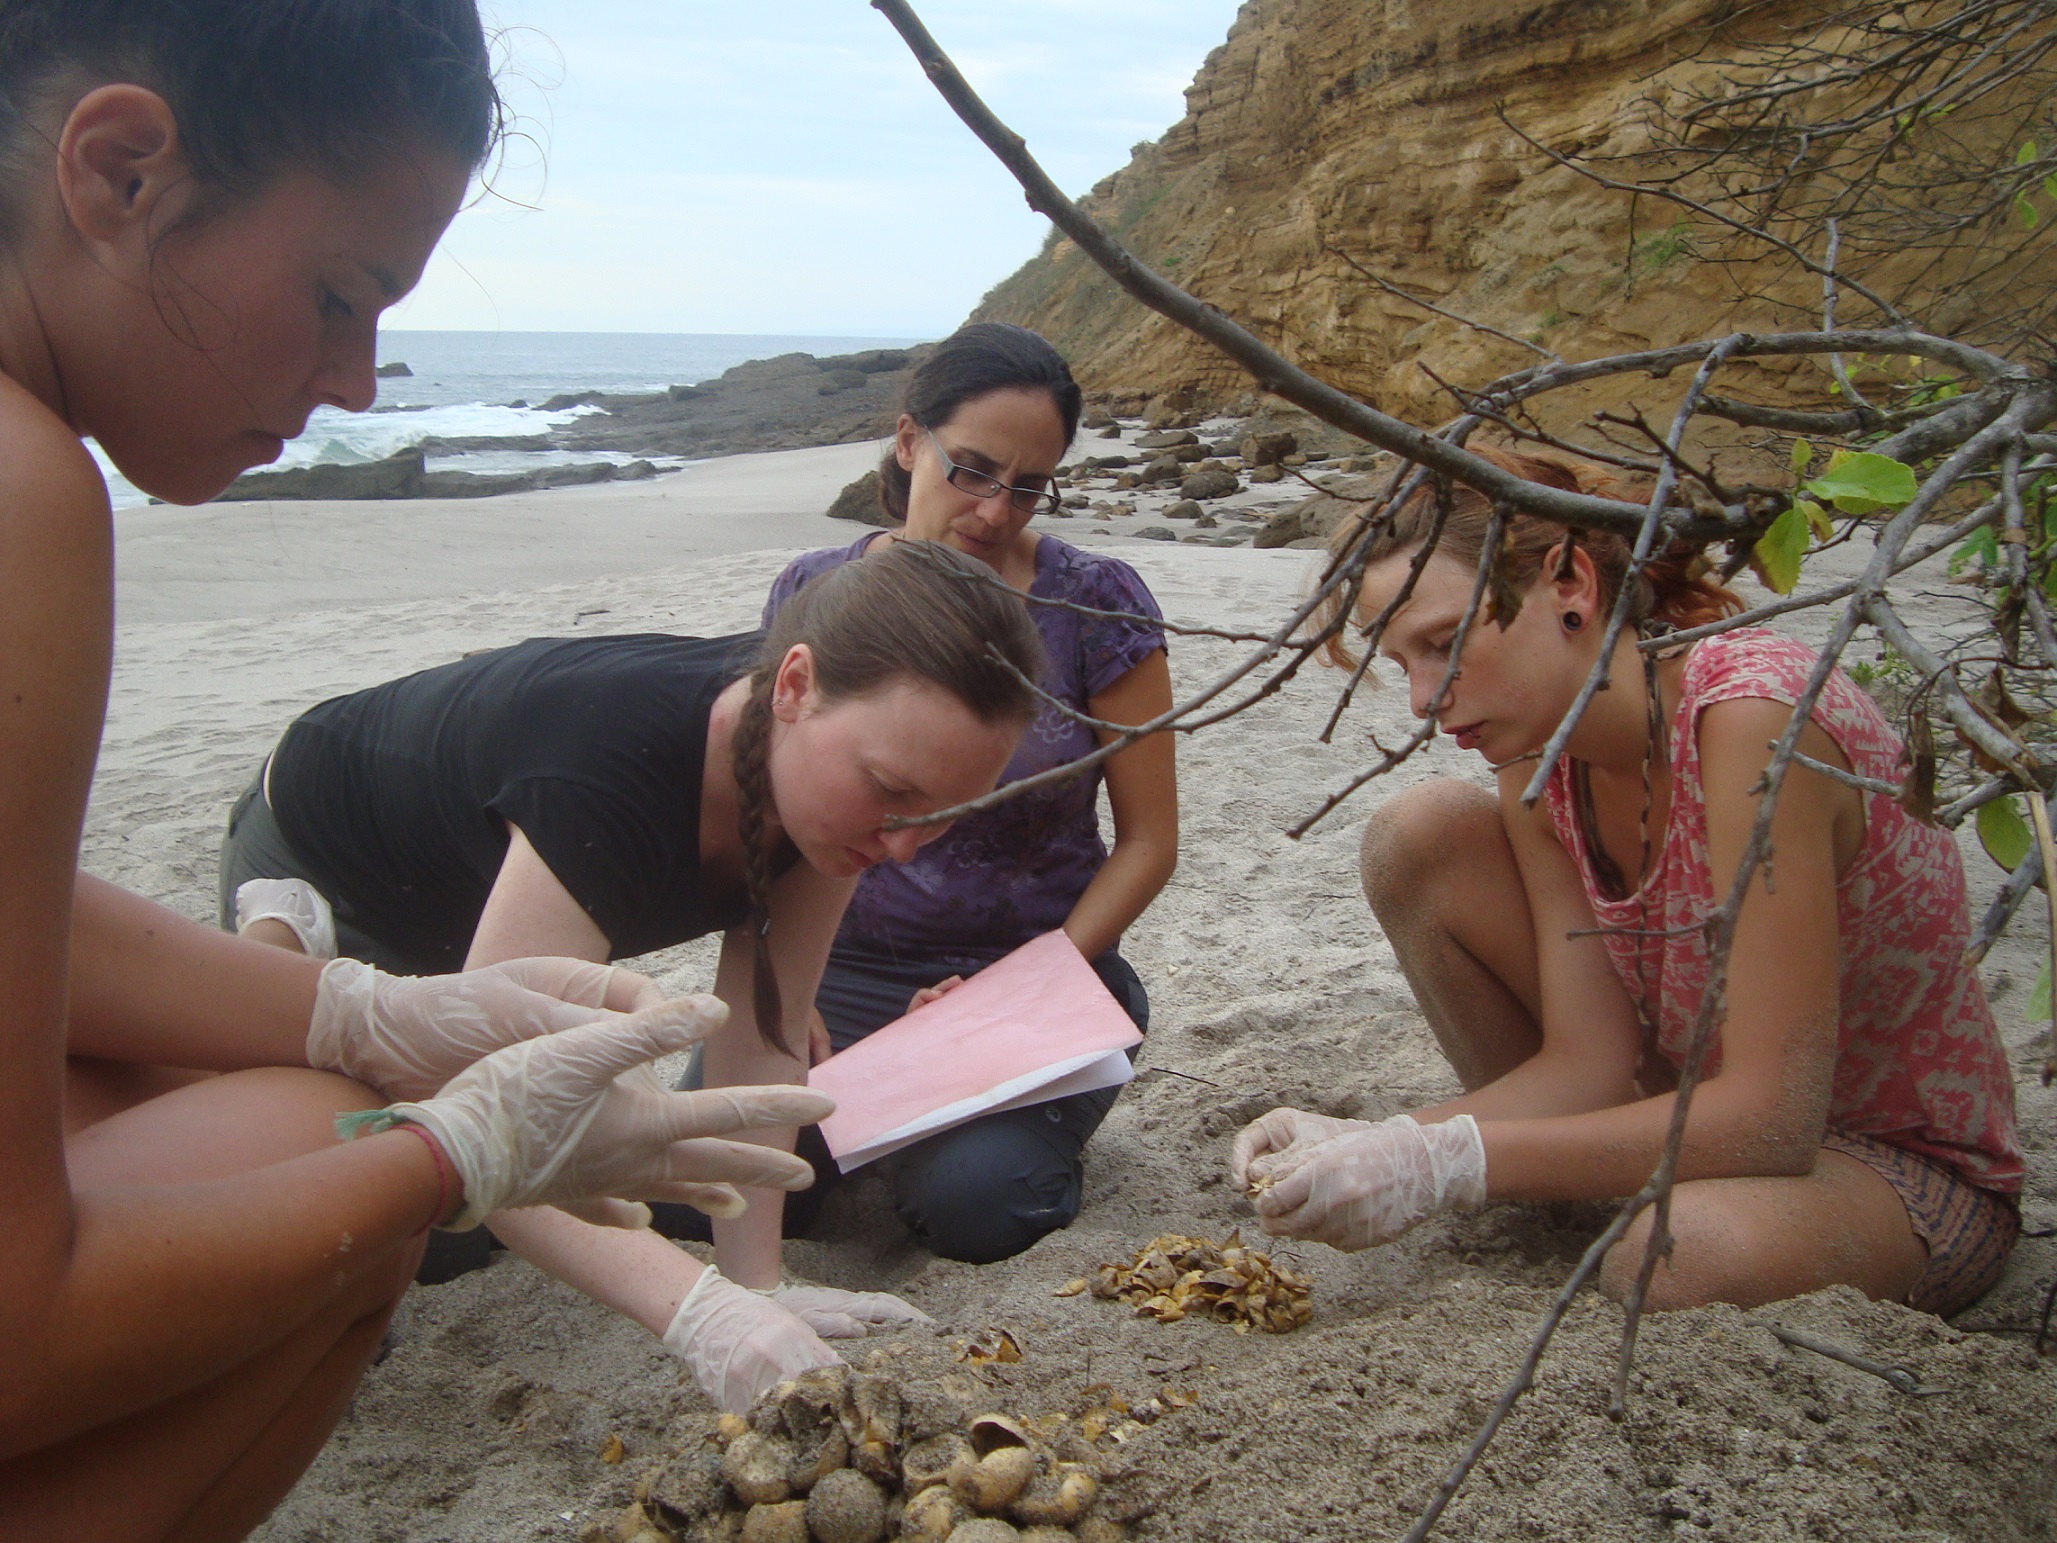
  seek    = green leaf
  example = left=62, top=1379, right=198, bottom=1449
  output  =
left=1800, top=498, right=1834, bottom=542
left=1951, top=526, right=2000, bottom=574
left=1804, top=452, right=1918, bottom=515
left=1978, top=795, right=2033, bottom=872
left=2018, top=139, right=2039, bottom=165
left=1790, top=438, right=1813, bottom=478
left=1750, top=506, right=1810, bottom=594
left=2017, top=194, right=2041, bottom=230
left=2046, top=172, right=2057, bottom=201
left=2028, top=955, right=2050, bottom=1023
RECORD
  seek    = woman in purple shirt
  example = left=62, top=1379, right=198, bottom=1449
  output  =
left=733, top=323, right=1179, bottom=1266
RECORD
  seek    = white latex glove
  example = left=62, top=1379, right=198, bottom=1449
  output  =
left=1253, top=1113, right=1488, bottom=1252
left=763, top=1284, right=936, bottom=1340
left=1230, top=1107, right=1374, bottom=1191
left=664, top=1267, right=844, bottom=1414
left=309, top=955, right=671, bottom=1103
left=235, top=877, right=337, bottom=959
left=354, top=1000, right=835, bottom=1229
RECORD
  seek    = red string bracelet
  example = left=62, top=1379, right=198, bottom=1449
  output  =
left=395, top=1124, right=459, bottom=1234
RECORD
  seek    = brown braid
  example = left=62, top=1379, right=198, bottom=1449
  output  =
left=728, top=537, right=1047, bottom=1054
left=730, top=665, right=789, bottom=1054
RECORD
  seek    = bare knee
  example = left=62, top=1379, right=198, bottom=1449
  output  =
left=1359, top=778, right=1502, bottom=922
left=1597, top=1211, right=1724, bottom=1312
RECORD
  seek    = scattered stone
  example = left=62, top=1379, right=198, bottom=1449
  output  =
left=1137, top=457, right=1185, bottom=487
left=1082, top=406, right=1115, bottom=429
left=1096, top=425, right=1123, bottom=439
left=374, top=360, right=413, bottom=378
left=1249, top=463, right=1285, bottom=484
left=1062, top=493, right=1090, bottom=508
left=1281, top=452, right=1309, bottom=467
left=1080, top=454, right=1131, bottom=470
left=1113, top=473, right=1142, bottom=490
left=825, top=470, right=891, bottom=528
left=1195, top=513, right=1218, bottom=528
left=1180, top=467, right=1241, bottom=501
left=1170, top=443, right=1209, bottom=463
left=1134, top=429, right=1198, bottom=450
left=1137, top=526, right=1178, bottom=541
left=1163, top=500, right=1204, bottom=521
left=952, top=1522, right=1023, bottom=1543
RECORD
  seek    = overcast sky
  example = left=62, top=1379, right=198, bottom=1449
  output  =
left=384, top=1, right=1245, bottom=337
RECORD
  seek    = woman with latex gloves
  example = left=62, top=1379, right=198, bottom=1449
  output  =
left=0, top=3, right=860, bottom=1532
left=222, top=538, right=1045, bottom=1362
left=1234, top=448, right=2021, bottom=1317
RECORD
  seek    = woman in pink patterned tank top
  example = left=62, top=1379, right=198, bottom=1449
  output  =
left=1231, top=450, right=2021, bottom=1317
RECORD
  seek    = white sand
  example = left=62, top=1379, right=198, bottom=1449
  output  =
left=83, top=450, right=2055, bottom=1541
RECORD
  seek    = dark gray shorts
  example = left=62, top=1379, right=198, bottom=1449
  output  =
left=218, top=769, right=431, bottom=975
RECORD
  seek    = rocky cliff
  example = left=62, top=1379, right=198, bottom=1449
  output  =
left=973, top=0, right=1917, bottom=427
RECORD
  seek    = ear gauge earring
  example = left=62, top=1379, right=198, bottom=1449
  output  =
left=1562, top=612, right=1585, bottom=633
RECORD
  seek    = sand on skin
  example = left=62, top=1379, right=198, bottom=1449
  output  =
left=87, top=454, right=2055, bottom=1542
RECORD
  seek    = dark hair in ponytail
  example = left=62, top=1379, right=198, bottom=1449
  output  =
left=732, top=539, right=1046, bottom=1053
left=0, top=0, right=502, bottom=241
left=877, top=323, right=1084, bottom=524
left=1320, top=447, right=1743, bottom=666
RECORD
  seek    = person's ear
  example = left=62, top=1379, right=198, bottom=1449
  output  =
left=770, top=644, right=818, bottom=723
left=55, top=85, right=189, bottom=253
left=1542, top=539, right=1605, bottom=629
left=893, top=413, right=922, bottom=473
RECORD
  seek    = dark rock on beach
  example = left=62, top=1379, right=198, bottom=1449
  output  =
left=826, top=470, right=892, bottom=528
left=1253, top=472, right=1384, bottom=547
left=374, top=361, right=413, bottom=378
left=216, top=449, right=661, bottom=503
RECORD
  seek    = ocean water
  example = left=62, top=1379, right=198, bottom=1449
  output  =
left=96, top=330, right=926, bottom=509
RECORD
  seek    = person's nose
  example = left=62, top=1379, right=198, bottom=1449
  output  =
left=1409, top=664, right=1447, bottom=721
left=878, top=825, right=926, bottom=864
left=314, top=324, right=379, bottom=414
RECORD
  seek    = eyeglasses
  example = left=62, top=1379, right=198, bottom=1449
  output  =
left=925, top=430, right=1061, bottom=517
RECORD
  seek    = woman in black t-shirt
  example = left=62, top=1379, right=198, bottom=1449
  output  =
left=220, top=541, right=1044, bottom=1410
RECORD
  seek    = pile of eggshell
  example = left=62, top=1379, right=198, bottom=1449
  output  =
left=596, top=1366, right=1133, bottom=1543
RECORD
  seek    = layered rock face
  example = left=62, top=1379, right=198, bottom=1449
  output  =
left=974, top=0, right=1868, bottom=426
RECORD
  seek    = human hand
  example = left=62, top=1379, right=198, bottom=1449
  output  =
left=1229, top=1107, right=1374, bottom=1192
left=766, top=1283, right=936, bottom=1340
left=907, top=975, right=965, bottom=1014
left=366, top=1000, right=835, bottom=1229
left=308, top=955, right=673, bottom=1103
left=664, top=1267, right=844, bottom=1413
left=1252, top=1114, right=1487, bottom=1251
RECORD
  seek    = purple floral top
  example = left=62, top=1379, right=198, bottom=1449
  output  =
left=763, top=533, right=1167, bottom=972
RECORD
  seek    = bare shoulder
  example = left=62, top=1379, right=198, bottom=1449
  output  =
left=1494, top=761, right=1563, bottom=851
left=0, top=373, right=112, bottom=535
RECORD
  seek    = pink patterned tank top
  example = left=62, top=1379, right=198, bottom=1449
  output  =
left=1542, top=629, right=2022, bottom=1192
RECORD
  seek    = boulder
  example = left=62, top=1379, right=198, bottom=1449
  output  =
left=1136, top=457, right=1185, bottom=487
left=1134, top=429, right=1199, bottom=450
left=1163, top=500, right=1204, bottom=520
left=1136, top=526, right=1178, bottom=541
left=1252, top=472, right=1384, bottom=547
left=218, top=448, right=427, bottom=501
left=1171, top=443, right=1209, bottom=463
left=1081, top=454, right=1132, bottom=470
left=1179, top=466, right=1241, bottom=501
left=1082, top=406, right=1116, bottom=429
left=1096, top=425, right=1123, bottom=439
left=1249, top=463, right=1286, bottom=484
left=1240, top=431, right=1298, bottom=465
left=374, top=360, right=412, bottom=378
left=825, top=469, right=892, bottom=527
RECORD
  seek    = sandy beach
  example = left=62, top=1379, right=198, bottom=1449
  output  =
left=86, top=448, right=2054, bottom=1542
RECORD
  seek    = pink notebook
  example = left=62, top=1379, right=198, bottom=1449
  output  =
left=809, top=931, right=1144, bottom=1171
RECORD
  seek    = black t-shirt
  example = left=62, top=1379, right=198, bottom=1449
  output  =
left=269, top=632, right=761, bottom=971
